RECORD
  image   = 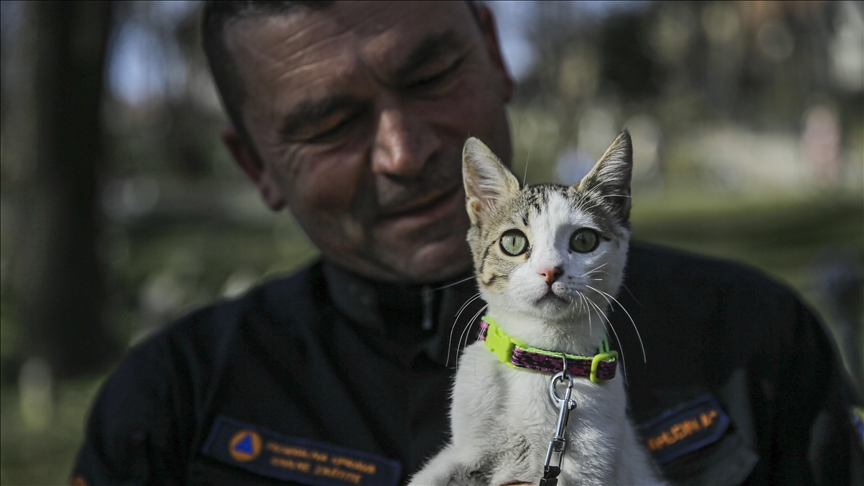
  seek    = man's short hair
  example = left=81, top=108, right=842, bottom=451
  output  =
left=201, top=1, right=334, bottom=162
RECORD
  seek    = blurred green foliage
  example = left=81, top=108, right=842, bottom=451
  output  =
left=1, top=379, right=104, bottom=485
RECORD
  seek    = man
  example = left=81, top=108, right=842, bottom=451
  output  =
left=73, top=2, right=862, bottom=485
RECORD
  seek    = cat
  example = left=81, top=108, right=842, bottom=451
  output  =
left=408, top=131, right=665, bottom=486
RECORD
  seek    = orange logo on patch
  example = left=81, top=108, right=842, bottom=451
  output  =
left=229, top=429, right=263, bottom=462
left=645, top=409, right=720, bottom=451
left=70, top=477, right=89, bottom=486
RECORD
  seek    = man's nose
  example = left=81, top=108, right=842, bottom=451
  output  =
left=371, top=104, right=440, bottom=178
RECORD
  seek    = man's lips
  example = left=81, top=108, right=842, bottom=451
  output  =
left=377, top=187, right=464, bottom=227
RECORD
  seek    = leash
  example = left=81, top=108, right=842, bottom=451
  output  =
left=539, top=369, right=578, bottom=485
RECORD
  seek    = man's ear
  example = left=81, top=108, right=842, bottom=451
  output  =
left=221, top=125, right=286, bottom=211
left=475, top=4, right=514, bottom=103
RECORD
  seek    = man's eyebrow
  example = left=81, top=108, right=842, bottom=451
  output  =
left=279, top=94, right=365, bottom=137
left=393, top=30, right=466, bottom=81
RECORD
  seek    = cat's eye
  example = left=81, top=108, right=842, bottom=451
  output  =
left=570, top=228, right=599, bottom=253
left=500, top=230, right=528, bottom=256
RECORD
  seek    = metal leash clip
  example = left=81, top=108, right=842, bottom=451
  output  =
left=540, top=365, right=578, bottom=486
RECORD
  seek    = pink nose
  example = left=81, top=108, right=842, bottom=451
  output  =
left=539, top=267, right=562, bottom=284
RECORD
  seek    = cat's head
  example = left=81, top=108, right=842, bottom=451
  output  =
left=463, top=132, right=632, bottom=325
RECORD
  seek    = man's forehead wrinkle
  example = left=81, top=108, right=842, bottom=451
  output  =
left=271, top=22, right=463, bottom=128
left=270, top=4, right=392, bottom=70
left=270, top=18, right=370, bottom=75
left=240, top=6, right=343, bottom=47
left=271, top=51, right=353, bottom=87
left=234, top=12, right=388, bottom=102
left=227, top=11, right=350, bottom=84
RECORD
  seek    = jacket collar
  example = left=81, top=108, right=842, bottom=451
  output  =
left=321, top=261, right=485, bottom=366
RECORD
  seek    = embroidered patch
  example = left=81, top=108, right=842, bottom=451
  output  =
left=852, top=406, right=864, bottom=447
left=202, top=415, right=402, bottom=486
left=637, top=393, right=730, bottom=465
left=69, top=477, right=89, bottom=486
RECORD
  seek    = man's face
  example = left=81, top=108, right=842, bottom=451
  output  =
left=224, top=1, right=513, bottom=283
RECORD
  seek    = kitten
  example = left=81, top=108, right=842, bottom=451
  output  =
left=409, top=132, right=665, bottom=485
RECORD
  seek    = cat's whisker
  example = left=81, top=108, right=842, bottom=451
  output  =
left=621, top=284, right=643, bottom=307
left=446, top=293, right=483, bottom=367
left=454, top=293, right=482, bottom=323
left=459, top=302, right=488, bottom=353
left=588, top=285, right=616, bottom=312
left=586, top=271, right=612, bottom=278
left=580, top=262, right=608, bottom=278
left=456, top=304, right=489, bottom=366
left=449, top=318, right=476, bottom=369
left=576, top=292, right=590, bottom=332
left=582, top=269, right=610, bottom=278
left=580, top=292, right=593, bottom=336
left=586, top=298, right=628, bottom=385
left=564, top=294, right=579, bottom=320
left=586, top=285, right=647, bottom=363
left=432, top=275, right=477, bottom=291
left=583, top=271, right=611, bottom=280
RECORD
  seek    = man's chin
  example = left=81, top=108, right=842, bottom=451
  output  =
left=322, top=235, right=472, bottom=284
left=384, top=239, right=472, bottom=284
left=400, top=241, right=471, bottom=284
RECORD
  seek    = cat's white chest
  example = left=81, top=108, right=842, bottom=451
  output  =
left=449, top=343, right=634, bottom=485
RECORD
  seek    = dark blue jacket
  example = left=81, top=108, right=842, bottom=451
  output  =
left=72, top=243, right=863, bottom=485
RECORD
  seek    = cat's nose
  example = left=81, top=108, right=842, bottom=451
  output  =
left=539, top=267, right=562, bottom=284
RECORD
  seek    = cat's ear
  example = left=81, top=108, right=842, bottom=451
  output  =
left=463, top=137, right=520, bottom=225
left=576, top=130, right=633, bottom=223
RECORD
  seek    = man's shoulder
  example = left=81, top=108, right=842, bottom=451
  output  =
left=126, top=259, right=327, bottom=370
left=624, top=241, right=809, bottom=349
left=628, top=241, right=791, bottom=298
left=75, top=260, right=331, bottom=475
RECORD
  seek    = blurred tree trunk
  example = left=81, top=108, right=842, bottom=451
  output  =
left=16, top=1, right=119, bottom=377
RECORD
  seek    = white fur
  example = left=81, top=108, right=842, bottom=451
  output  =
left=409, top=193, right=665, bottom=486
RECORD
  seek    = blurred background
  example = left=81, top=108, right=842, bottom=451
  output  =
left=0, top=1, right=861, bottom=483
